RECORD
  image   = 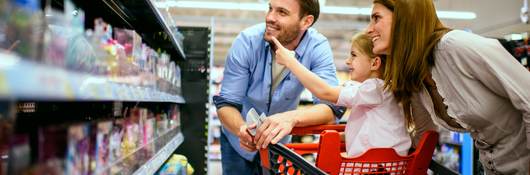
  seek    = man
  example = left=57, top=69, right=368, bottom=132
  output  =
left=213, top=0, right=344, bottom=174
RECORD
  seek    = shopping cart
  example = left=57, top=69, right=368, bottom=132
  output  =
left=259, top=125, right=439, bottom=175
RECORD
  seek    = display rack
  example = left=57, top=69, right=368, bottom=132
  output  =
left=72, top=0, right=186, bottom=60
left=0, top=53, right=184, bottom=103
left=133, top=131, right=184, bottom=175
left=0, top=0, right=211, bottom=174
left=435, top=128, right=474, bottom=175
left=207, top=66, right=222, bottom=161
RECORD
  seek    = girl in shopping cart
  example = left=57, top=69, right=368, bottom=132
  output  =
left=270, top=32, right=411, bottom=157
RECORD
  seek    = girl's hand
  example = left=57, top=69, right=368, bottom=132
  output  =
left=271, top=36, right=296, bottom=67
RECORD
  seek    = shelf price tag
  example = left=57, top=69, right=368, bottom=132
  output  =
left=87, top=84, right=100, bottom=99
left=63, top=81, right=75, bottom=99
left=101, top=84, right=112, bottom=100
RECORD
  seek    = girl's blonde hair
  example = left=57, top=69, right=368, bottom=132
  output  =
left=373, top=0, right=451, bottom=134
left=351, top=32, right=376, bottom=59
left=351, top=32, right=385, bottom=74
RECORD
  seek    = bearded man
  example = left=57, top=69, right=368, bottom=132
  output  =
left=213, top=0, right=344, bottom=174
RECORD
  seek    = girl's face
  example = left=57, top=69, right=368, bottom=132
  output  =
left=345, top=46, right=374, bottom=82
left=366, top=3, right=393, bottom=55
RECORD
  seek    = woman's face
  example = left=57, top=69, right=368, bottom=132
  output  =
left=366, top=3, right=393, bottom=55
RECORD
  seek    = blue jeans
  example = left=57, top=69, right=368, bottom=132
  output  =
left=220, top=131, right=262, bottom=175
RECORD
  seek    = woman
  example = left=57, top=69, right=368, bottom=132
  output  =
left=366, top=0, right=530, bottom=174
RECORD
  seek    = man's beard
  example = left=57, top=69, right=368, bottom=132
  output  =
left=276, top=25, right=299, bottom=45
left=266, top=22, right=300, bottom=45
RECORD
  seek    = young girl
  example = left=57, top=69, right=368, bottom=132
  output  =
left=272, top=33, right=411, bottom=157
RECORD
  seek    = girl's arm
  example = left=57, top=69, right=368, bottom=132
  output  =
left=272, top=37, right=341, bottom=103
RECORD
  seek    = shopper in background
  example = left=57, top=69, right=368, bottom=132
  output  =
left=366, top=0, right=530, bottom=174
left=213, top=0, right=344, bottom=174
left=272, top=32, right=412, bottom=157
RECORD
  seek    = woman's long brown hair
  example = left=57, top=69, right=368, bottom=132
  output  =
left=374, top=0, right=451, bottom=135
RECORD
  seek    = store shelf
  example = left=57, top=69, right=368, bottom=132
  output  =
left=91, top=126, right=183, bottom=175
left=133, top=131, right=185, bottom=175
left=0, top=53, right=184, bottom=103
left=441, top=141, right=462, bottom=147
left=72, top=0, right=186, bottom=60
left=208, top=144, right=221, bottom=161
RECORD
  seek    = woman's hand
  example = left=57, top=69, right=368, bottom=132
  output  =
left=271, top=36, right=297, bottom=67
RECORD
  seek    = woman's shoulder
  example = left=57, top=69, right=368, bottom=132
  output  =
left=437, top=30, right=498, bottom=51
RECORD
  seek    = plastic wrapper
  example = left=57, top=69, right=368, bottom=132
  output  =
left=0, top=0, right=44, bottom=60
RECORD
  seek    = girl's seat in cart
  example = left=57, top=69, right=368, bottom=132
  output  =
left=259, top=125, right=439, bottom=175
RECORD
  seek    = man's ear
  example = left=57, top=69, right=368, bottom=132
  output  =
left=300, top=15, right=314, bottom=30
left=371, top=56, right=382, bottom=71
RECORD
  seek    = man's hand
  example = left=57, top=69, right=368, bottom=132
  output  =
left=238, top=124, right=257, bottom=152
left=254, top=113, right=297, bottom=149
left=271, top=36, right=296, bottom=67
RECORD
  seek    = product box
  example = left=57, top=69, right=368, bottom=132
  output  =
left=94, top=121, right=112, bottom=175
left=65, top=124, right=91, bottom=175
left=169, top=105, right=180, bottom=128
left=1, top=0, right=44, bottom=60
left=108, top=118, right=124, bottom=165
left=38, top=125, right=67, bottom=162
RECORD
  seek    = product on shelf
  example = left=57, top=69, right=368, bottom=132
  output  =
left=95, top=121, right=112, bottom=175
left=114, top=28, right=141, bottom=76
left=109, top=118, right=124, bottom=169
left=156, top=112, right=169, bottom=135
left=168, top=105, right=180, bottom=129
left=65, top=124, right=91, bottom=175
left=0, top=0, right=44, bottom=60
left=121, top=113, right=141, bottom=173
left=142, top=110, right=156, bottom=159
left=6, top=134, right=31, bottom=175
left=434, top=144, right=460, bottom=172
left=156, top=154, right=194, bottom=175
left=43, top=4, right=69, bottom=67
left=210, top=66, right=224, bottom=84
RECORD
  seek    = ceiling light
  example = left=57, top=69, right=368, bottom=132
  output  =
left=156, top=1, right=477, bottom=20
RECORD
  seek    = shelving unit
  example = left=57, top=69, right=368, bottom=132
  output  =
left=0, top=0, right=210, bottom=174
left=133, top=131, right=184, bottom=175
left=72, top=0, right=186, bottom=60
left=207, top=65, right=223, bottom=162
left=435, top=128, right=474, bottom=175
left=0, top=53, right=184, bottom=103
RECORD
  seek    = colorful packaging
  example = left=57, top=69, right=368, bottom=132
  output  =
left=1, top=0, right=44, bottom=60
left=156, top=154, right=194, bottom=175
left=43, top=8, right=67, bottom=67
left=65, top=124, right=91, bottom=175
left=108, top=119, right=124, bottom=164
left=168, top=105, right=180, bottom=128
left=95, top=121, right=112, bottom=175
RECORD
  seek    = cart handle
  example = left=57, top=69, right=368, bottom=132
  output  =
left=290, top=124, right=345, bottom=135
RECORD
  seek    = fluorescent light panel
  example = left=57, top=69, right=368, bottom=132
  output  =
left=156, top=1, right=476, bottom=20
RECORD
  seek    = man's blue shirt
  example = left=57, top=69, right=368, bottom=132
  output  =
left=213, top=23, right=340, bottom=160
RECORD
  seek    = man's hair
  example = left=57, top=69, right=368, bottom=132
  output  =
left=296, top=0, right=320, bottom=26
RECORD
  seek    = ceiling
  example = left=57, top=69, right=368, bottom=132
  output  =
left=161, top=0, right=529, bottom=69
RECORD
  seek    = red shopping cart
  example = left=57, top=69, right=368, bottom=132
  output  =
left=259, top=125, right=439, bottom=175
